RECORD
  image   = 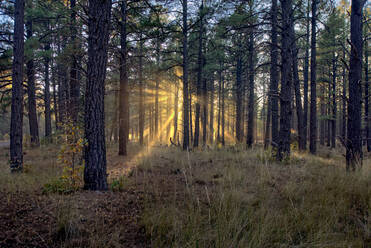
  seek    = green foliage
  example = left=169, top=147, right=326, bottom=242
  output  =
left=110, top=176, right=128, bottom=192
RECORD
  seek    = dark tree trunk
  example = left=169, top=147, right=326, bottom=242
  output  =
left=139, top=36, right=144, bottom=146
left=44, top=42, right=52, bottom=139
left=10, top=0, right=25, bottom=172
left=182, top=0, right=190, bottom=150
left=309, top=0, right=318, bottom=154
left=217, top=66, right=222, bottom=142
left=69, top=0, right=80, bottom=123
left=190, top=91, right=193, bottom=143
left=221, top=74, right=225, bottom=145
left=365, top=26, right=370, bottom=152
left=331, top=53, right=337, bottom=148
left=346, top=0, right=365, bottom=170
left=173, top=84, right=179, bottom=142
left=119, top=0, right=129, bottom=155
left=303, top=0, right=310, bottom=149
left=26, top=14, right=39, bottom=147
left=235, top=53, right=243, bottom=143
left=320, top=83, right=325, bottom=145
left=155, top=39, right=160, bottom=138
left=84, top=0, right=111, bottom=190
left=291, top=21, right=305, bottom=151
left=194, top=2, right=204, bottom=148
left=270, top=0, right=279, bottom=148
left=342, top=49, right=347, bottom=142
left=202, top=78, right=208, bottom=146
left=277, top=0, right=293, bottom=161
left=209, top=75, right=214, bottom=144
left=111, top=86, right=119, bottom=142
left=246, top=32, right=254, bottom=148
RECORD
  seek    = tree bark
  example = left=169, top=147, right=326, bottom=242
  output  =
left=303, top=0, right=310, bottom=150
left=270, top=0, right=279, bottom=148
left=69, top=0, right=80, bottom=123
left=346, top=0, right=365, bottom=170
left=235, top=52, right=243, bottom=143
left=309, top=0, right=318, bottom=154
left=182, top=0, right=190, bottom=150
left=44, top=42, right=52, bottom=139
left=331, top=52, right=337, bottom=148
left=246, top=31, right=254, bottom=148
left=26, top=12, right=39, bottom=147
left=277, top=0, right=293, bottom=161
left=84, top=0, right=111, bottom=190
left=139, top=35, right=144, bottom=146
left=10, top=0, right=25, bottom=172
left=119, top=0, right=129, bottom=155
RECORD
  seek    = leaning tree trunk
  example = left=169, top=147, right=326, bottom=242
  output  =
left=346, top=0, right=365, bottom=170
left=182, top=0, right=190, bottom=150
left=10, top=0, right=25, bottom=172
left=309, top=0, right=318, bottom=154
left=119, top=0, right=129, bottom=155
left=84, top=0, right=111, bottom=190
left=277, top=0, right=293, bottom=161
left=26, top=13, right=39, bottom=147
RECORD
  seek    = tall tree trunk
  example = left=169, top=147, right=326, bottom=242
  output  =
left=155, top=39, right=160, bottom=138
left=270, top=0, right=279, bottom=148
left=44, top=42, right=52, bottom=139
left=221, top=74, right=225, bottom=145
left=84, top=0, right=111, bottom=190
left=346, top=0, right=365, bottom=170
left=69, top=0, right=80, bottom=123
left=173, top=84, right=179, bottom=142
left=291, top=21, right=305, bottom=151
left=139, top=35, right=144, bottom=146
left=364, top=23, right=370, bottom=151
left=246, top=32, right=254, bottom=148
left=194, top=2, right=204, bottom=148
left=209, top=75, right=214, bottom=144
left=119, top=0, right=129, bottom=155
left=303, top=0, right=310, bottom=149
left=182, top=0, right=190, bottom=150
left=320, top=83, right=325, bottom=145
left=331, top=53, right=337, bottom=148
left=10, top=0, right=25, bottom=172
left=217, top=67, right=222, bottom=142
left=26, top=12, right=39, bottom=147
left=190, top=91, right=193, bottom=143
left=309, top=0, right=318, bottom=154
left=202, top=78, right=208, bottom=146
left=342, top=49, right=347, bottom=142
left=277, top=0, right=293, bottom=161
left=235, top=53, right=243, bottom=143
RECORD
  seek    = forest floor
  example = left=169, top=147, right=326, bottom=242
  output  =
left=1, top=143, right=371, bottom=247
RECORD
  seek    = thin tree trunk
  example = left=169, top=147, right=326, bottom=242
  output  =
left=173, top=84, right=179, bottom=142
left=209, top=75, right=214, bottom=144
left=69, top=0, right=80, bottom=123
left=84, top=0, right=111, bottom=190
left=44, top=42, right=52, bottom=139
left=139, top=35, right=144, bottom=146
left=246, top=31, right=254, bottom=148
left=303, top=0, right=310, bottom=149
left=342, top=49, right=347, bottom=142
left=365, top=24, right=370, bottom=151
left=119, top=0, right=129, bottom=155
left=235, top=53, right=243, bottom=143
left=332, top=53, right=337, bottom=148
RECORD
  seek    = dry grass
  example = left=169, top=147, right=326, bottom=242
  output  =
left=1, top=144, right=371, bottom=247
